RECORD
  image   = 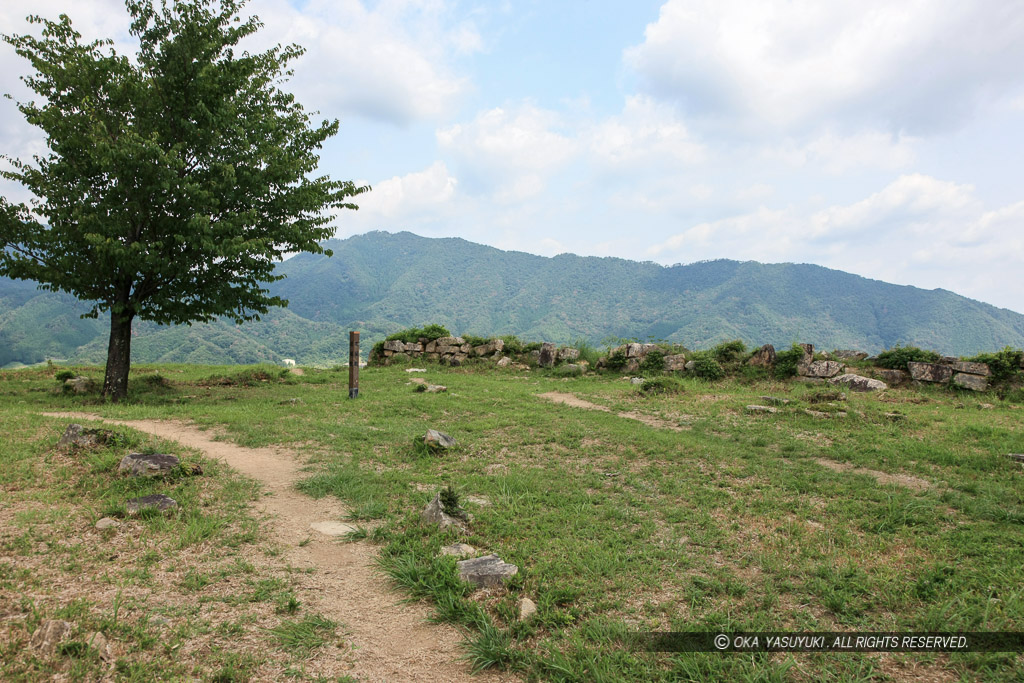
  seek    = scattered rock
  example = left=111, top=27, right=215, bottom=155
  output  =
left=118, top=453, right=180, bottom=477
left=518, top=597, right=538, bottom=621
left=30, top=620, right=73, bottom=654
left=126, top=494, right=178, bottom=515
left=456, top=554, right=519, bottom=589
left=88, top=631, right=114, bottom=662
left=978, top=403, right=994, bottom=410
left=952, top=373, right=988, bottom=392
left=908, top=362, right=955, bottom=383
left=684, top=361, right=697, bottom=372
left=424, top=384, right=448, bottom=393
left=279, top=397, right=302, bottom=405
left=1006, top=454, right=1024, bottom=464
left=830, top=374, right=887, bottom=392
left=796, top=343, right=815, bottom=375
left=440, top=542, right=476, bottom=558
left=310, top=521, right=358, bottom=536
left=464, top=495, right=491, bottom=506
left=803, top=409, right=846, bottom=419
left=57, top=423, right=113, bottom=450
left=421, top=493, right=468, bottom=532
left=748, top=344, right=777, bottom=368
left=630, top=377, right=645, bottom=385
left=884, top=412, right=906, bottom=422
left=406, top=368, right=428, bottom=373
left=496, top=356, right=512, bottom=368
left=424, top=429, right=456, bottom=450
left=745, top=405, right=777, bottom=414
left=95, top=517, right=120, bottom=530
left=759, top=396, right=790, bottom=405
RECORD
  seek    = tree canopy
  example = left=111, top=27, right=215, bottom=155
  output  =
left=0, top=0, right=367, bottom=399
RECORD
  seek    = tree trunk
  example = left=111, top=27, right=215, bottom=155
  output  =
left=103, top=308, right=134, bottom=402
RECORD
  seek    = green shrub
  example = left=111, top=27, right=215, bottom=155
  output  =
left=711, top=339, right=747, bottom=364
left=551, top=364, right=583, bottom=377
left=385, top=324, right=451, bottom=344
left=688, top=355, right=725, bottom=380
left=773, top=343, right=807, bottom=378
left=55, top=369, right=75, bottom=382
left=571, top=339, right=602, bottom=366
left=875, top=345, right=941, bottom=369
left=639, top=349, right=666, bottom=373
left=637, top=376, right=684, bottom=395
left=462, top=335, right=490, bottom=347
left=966, top=347, right=1023, bottom=383
left=605, top=350, right=627, bottom=371
left=499, top=335, right=525, bottom=355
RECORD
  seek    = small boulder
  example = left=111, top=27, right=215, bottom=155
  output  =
left=664, top=354, right=687, bottom=372
left=88, top=631, right=114, bottom=662
left=64, top=377, right=97, bottom=394
left=748, top=344, right=776, bottom=368
left=421, top=493, right=467, bottom=531
left=30, top=620, right=73, bottom=655
left=57, top=423, right=113, bottom=450
left=440, top=542, right=476, bottom=558
left=557, top=347, right=580, bottom=361
left=875, top=368, right=909, bottom=386
left=456, top=554, right=519, bottom=589
left=126, top=494, right=178, bottom=515
left=424, top=384, right=448, bottom=393
left=424, top=429, right=456, bottom=450
left=405, top=368, right=428, bottom=373
left=95, top=517, right=120, bottom=530
left=745, top=405, right=777, bottom=414
left=830, top=374, right=887, bottom=392
left=518, top=597, right=538, bottom=621
left=630, top=377, right=645, bottom=385
left=118, top=453, right=180, bottom=477
left=496, top=356, right=512, bottom=368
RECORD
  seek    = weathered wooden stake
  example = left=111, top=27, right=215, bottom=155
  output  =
left=348, top=331, right=360, bottom=398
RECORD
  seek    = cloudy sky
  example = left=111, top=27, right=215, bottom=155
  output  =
left=3, top=0, right=1024, bottom=313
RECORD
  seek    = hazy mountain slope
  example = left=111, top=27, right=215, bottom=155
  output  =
left=2, top=230, right=1024, bottom=365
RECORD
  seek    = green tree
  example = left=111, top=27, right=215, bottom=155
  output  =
left=0, top=0, right=367, bottom=400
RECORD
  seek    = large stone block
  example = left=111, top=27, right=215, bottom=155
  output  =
left=748, top=344, right=776, bottom=367
left=664, top=354, right=687, bottom=371
left=829, top=373, right=887, bottom=392
left=951, top=361, right=990, bottom=377
left=383, top=340, right=405, bottom=352
left=538, top=342, right=557, bottom=367
left=908, top=362, right=954, bottom=383
left=952, top=373, right=988, bottom=391
left=802, top=360, right=845, bottom=378
left=457, top=554, right=519, bottom=589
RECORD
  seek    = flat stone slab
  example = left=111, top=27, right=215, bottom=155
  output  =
left=759, top=396, right=790, bottom=405
left=405, top=368, right=428, bottom=373
left=118, top=453, right=180, bottom=477
left=952, top=361, right=990, bottom=376
left=126, top=494, right=178, bottom=515
left=745, top=405, right=777, bottom=414
left=440, top=542, right=476, bottom=557
left=830, top=373, right=887, bottom=392
left=457, top=554, right=519, bottom=589
left=310, top=521, right=358, bottom=536
left=908, top=361, right=954, bottom=383
left=424, top=384, right=448, bottom=393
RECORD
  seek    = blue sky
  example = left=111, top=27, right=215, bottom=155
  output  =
left=3, top=0, right=1024, bottom=313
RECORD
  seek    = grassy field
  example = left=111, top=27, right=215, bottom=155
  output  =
left=2, top=361, right=1023, bottom=681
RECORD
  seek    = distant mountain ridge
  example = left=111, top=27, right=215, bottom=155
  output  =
left=2, top=230, right=1023, bottom=366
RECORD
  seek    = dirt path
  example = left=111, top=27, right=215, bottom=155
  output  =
left=42, top=412, right=515, bottom=683
left=538, top=392, right=689, bottom=431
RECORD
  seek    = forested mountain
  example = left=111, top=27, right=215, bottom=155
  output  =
left=3, top=230, right=1023, bottom=367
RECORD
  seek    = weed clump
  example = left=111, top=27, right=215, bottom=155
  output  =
left=637, top=376, right=684, bottom=396
left=875, top=345, right=941, bottom=369
left=688, top=355, right=725, bottom=380
left=638, top=349, right=665, bottom=374
left=773, top=343, right=808, bottom=378
left=967, top=346, right=1023, bottom=383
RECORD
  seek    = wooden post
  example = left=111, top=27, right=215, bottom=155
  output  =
left=348, top=331, right=360, bottom=398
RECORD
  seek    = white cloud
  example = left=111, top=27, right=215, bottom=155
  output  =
left=585, top=95, right=704, bottom=168
left=626, top=0, right=1024, bottom=132
left=354, top=161, right=457, bottom=219
left=766, top=129, right=919, bottom=174
left=437, top=104, right=577, bottom=201
left=647, top=173, right=1024, bottom=310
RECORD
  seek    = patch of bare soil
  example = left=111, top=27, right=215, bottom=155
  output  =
left=814, top=457, right=931, bottom=491
left=41, top=412, right=515, bottom=683
left=538, top=392, right=689, bottom=431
